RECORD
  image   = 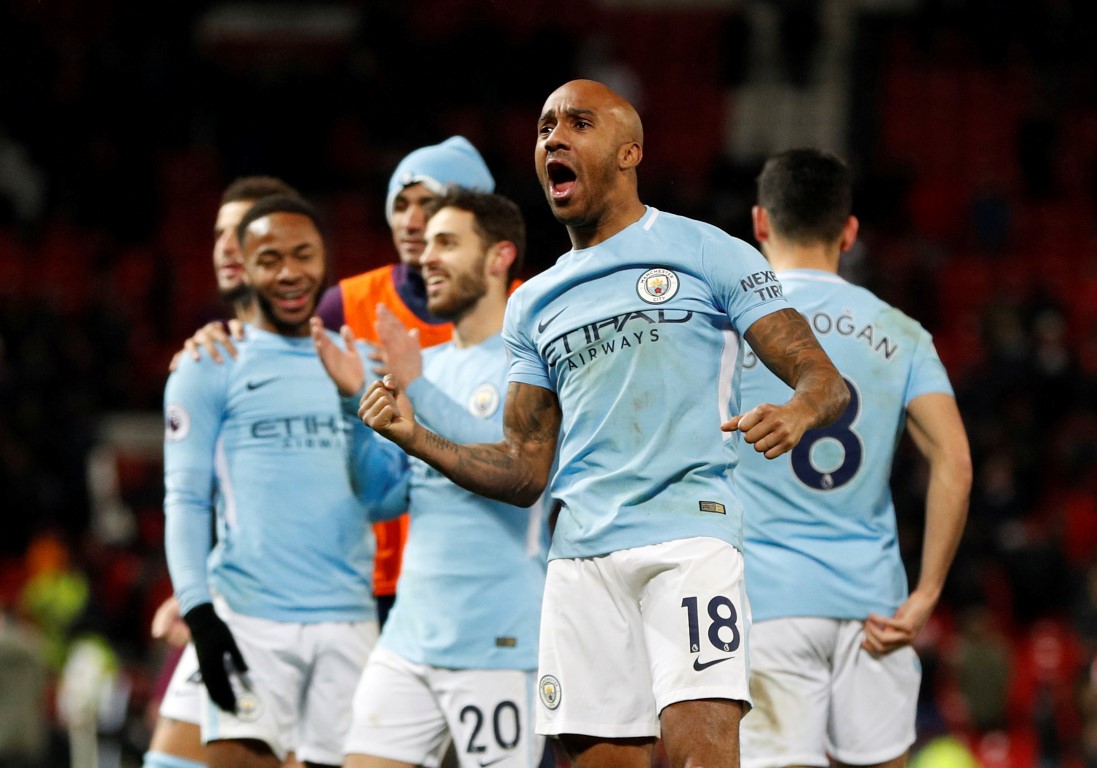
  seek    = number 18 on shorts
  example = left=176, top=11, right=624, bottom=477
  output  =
left=536, top=537, right=752, bottom=738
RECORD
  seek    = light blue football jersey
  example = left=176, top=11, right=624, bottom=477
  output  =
left=503, top=207, right=790, bottom=560
left=163, top=325, right=403, bottom=623
left=368, top=334, right=549, bottom=670
left=737, top=269, right=954, bottom=621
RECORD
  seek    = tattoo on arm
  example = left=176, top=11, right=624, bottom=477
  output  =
left=414, top=382, right=560, bottom=506
left=505, top=382, right=562, bottom=445
left=747, top=308, right=847, bottom=425
left=747, top=309, right=821, bottom=384
left=424, top=430, right=461, bottom=455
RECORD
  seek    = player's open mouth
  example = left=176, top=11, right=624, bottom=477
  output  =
left=425, top=274, right=447, bottom=294
left=547, top=160, right=577, bottom=199
left=275, top=290, right=309, bottom=311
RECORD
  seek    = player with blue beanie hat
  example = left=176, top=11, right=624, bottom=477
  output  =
left=315, top=135, right=498, bottom=631
left=385, top=136, right=495, bottom=224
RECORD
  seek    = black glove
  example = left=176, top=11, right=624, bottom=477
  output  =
left=183, top=603, right=248, bottom=713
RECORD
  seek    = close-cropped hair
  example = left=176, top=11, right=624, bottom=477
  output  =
left=426, top=187, right=526, bottom=282
left=235, top=194, right=326, bottom=250
left=221, top=176, right=300, bottom=205
left=757, top=148, right=852, bottom=244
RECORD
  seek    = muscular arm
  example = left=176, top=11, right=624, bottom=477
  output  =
left=726, top=308, right=849, bottom=458
left=863, top=392, right=972, bottom=653
left=360, top=379, right=560, bottom=507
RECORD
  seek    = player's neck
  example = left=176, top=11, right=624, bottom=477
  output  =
left=567, top=197, right=646, bottom=250
left=451, top=290, right=505, bottom=348
left=765, top=243, right=840, bottom=275
left=234, top=298, right=256, bottom=324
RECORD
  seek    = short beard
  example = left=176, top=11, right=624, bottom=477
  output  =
left=428, top=260, right=488, bottom=321
left=219, top=283, right=252, bottom=305
left=255, top=291, right=312, bottom=336
left=549, top=205, right=598, bottom=230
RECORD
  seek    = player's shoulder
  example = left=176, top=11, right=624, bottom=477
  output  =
left=421, top=340, right=451, bottom=365
left=841, top=281, right=929, bottom=334
left=647, top=209, right=762, bottom=273
left=507, top=264, right=563, bottom=313
left=649, top=208, right=743, bottom=245
left=792, top=276, right=936, bottom=360
left=171, top=339, right=245, bottom=377
left=654, top=208, right=721, bottom=234
left=510, top=267, right=551, bottom=298
left=165, top=348, right=237, bottom=405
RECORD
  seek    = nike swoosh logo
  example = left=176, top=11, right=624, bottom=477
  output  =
left=246, top=378, right=278, bottom=390
left=693, top=656, right=733, bottom=671
left=537, top=306, right=568, bottom=333
left=478, top=758, right=508, bottom=768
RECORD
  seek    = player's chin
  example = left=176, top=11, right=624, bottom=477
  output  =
left=399, top=244, right=425, bottom=265
left=279, top=312, right=312, bottom=332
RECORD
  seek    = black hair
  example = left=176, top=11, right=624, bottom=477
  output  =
left=221, top=176, right=300, bottom=205
left=236, top=194, right=326, bottom=250
left=425, top=188, right=526, bottom=282
left=757, top=148, right=852, bottom=244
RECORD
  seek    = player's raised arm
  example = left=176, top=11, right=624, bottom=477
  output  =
left=360, top=378, right=560, bottom=507
left=726, top=307, right=849, bottom=459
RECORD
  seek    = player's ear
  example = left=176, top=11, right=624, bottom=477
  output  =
left=487, top=241, right=516, bottom=278
left=839, top=215, right=859, bottom=253
left=619, top=141, right=642, bottom=171
left=752, top=206, right=770, bottom=243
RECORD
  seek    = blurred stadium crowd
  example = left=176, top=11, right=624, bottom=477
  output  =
left=0, top=0, right=1096, bottom=766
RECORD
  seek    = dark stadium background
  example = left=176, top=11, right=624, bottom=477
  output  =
left=0, top=1, right=1095, bottom=766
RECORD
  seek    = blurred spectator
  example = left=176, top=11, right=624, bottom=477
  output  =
left=948, top=606, right=1012, bottom=733
left=57, top=634, right=128, bottom=768
left=1009, top=621, right=1086, bottom=768
left=0, top=608, right=48, bottom=768
left=0, top=126, right=46, bottom=227
left=17, top=530, right=89, bottom=671
left=909, top=735, right=980, bottom=768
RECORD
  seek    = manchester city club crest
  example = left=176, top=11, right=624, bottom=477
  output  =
left=539, top=674, right=561, bottom=709
left=467, top=384, right=500, bottom=418
left=636, top=268, right=679, bottom=304
left=235, top=690, right=264, bottom=723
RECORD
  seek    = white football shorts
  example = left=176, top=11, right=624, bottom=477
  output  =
left=158, top=643, right=202, bottom=725
left=201, top=598, right=377, bottom=765
left=740, top=617, right=920, bottom=768
left=345, top=646, right=543, bottom=768
left=536, top=536, right=752, bottom=739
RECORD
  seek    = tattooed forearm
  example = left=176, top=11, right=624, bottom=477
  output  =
left=424, top=430, right=463, bottom=455
left=506, top=382, right=561, bottom=445
left=408, top=382, right=562, bottom=507
left=412, top=430, right=542, bottom=505
left=747, top=308, right=849, bottom=427
left=747, top=309, right=817, bottom=383
left=457, top=443, right=520, bottom=472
